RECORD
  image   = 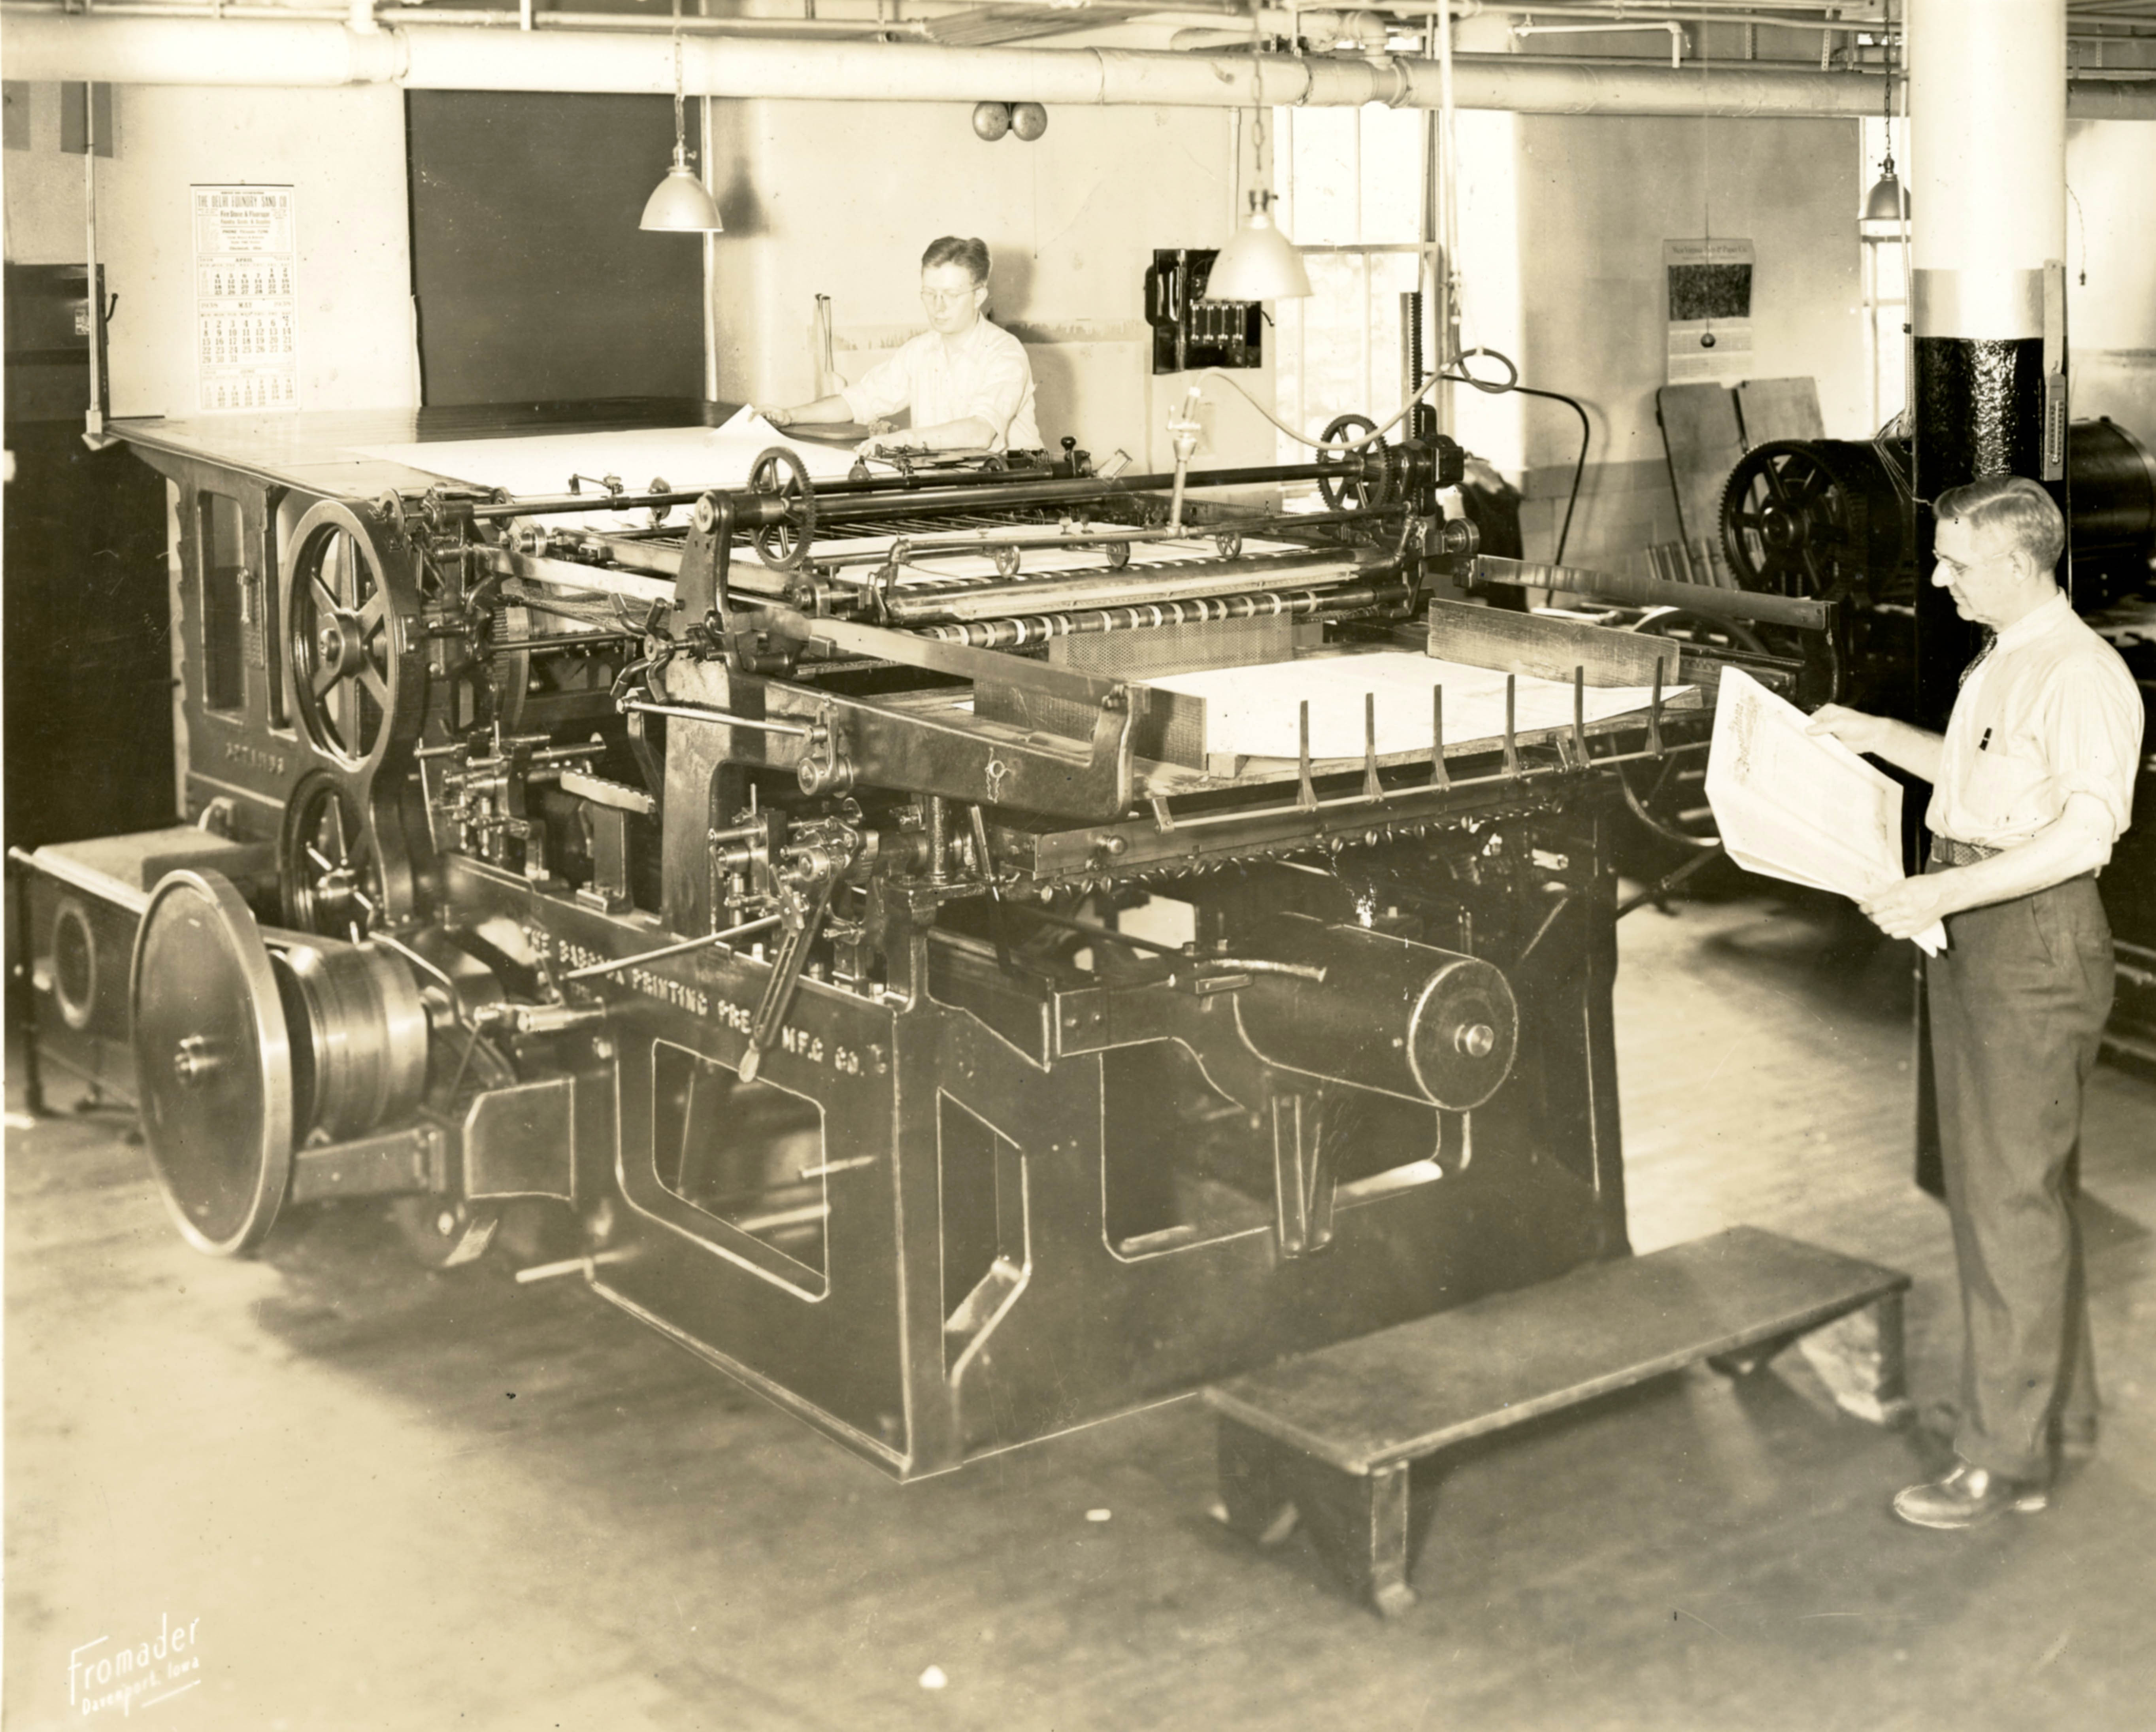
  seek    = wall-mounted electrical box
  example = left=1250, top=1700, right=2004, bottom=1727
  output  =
left=1144, top=249, right=1262, bottom=376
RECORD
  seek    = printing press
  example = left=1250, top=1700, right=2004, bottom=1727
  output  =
left=15, top=404, right=1847, bottom=1480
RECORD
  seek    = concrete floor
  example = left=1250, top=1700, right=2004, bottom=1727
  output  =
left=6, top=886, right=2154, bottom=1732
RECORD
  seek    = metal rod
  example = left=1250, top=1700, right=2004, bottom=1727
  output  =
left=798, top=1154, right=879, bottom=1180
left=1362, top=692, right=1383, bottom=800
left=919, top=585, right=1405, bottom=650
left=1430, top=686, right=1450, bottom=790
left=561, top=913, right=783, bottom=981
left=618, top=698, right=812, bottom=737
left=1297, top=701, right=1317, bottom=811
left=1502, top=675, right=1519, bottom=776
left=482, top=629, right=640, bottom=655
left=1473, top=553, right=1832, bottom=632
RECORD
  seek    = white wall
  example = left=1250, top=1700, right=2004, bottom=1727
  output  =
left=2066, top=119, right=2156, bottom=439
left=707, top=96, right=1279, bottom=471
left=4, top=84, right=417, bottom=417
left=1480, top=111, right=1864, bottom=564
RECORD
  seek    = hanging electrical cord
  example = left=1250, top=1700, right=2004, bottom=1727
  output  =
left=1446, top=359, right=1594, bottom=568
left=1196, top=346, right=1594, bottom=565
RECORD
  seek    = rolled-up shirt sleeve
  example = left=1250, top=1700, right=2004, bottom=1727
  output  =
left=2046, top=658, right=2144, bottom=840
left=969, top=341, right=1031, bottom=449
left=840, top=353, right=913, bottom=425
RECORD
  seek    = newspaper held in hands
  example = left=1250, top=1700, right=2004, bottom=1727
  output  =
left=1705, top=668, right=1947, bottom=956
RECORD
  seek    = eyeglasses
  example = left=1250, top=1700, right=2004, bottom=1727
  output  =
left=920, top=288, right=977, bottom=308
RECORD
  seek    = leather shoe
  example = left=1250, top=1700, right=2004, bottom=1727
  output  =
left=1892, top=1462, right=2049, bottom=1530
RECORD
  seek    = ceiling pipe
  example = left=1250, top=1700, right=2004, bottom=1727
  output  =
left=6, top=15, right=2152, bottom=118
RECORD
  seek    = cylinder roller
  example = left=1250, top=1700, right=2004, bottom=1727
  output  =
left=271, top=939, right=430, bottom=1143
left=1232, top=915, right=1519, bottom=1109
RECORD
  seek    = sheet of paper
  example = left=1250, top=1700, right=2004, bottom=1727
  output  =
left=354, top=411, right=860, bottom=531
left=1140, top=651, right=1690, bottom=761
left=1705, top=666, right=1945, bottom=955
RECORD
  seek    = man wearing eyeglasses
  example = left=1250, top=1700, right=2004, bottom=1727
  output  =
left=1808, top=475, right=2142, bottom=1530
left=770, top=236, right=1041, bottom=460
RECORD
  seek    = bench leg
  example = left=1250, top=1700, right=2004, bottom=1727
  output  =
left=1217, top=1419, right=1418, bottom=1618
left=1795, top=1290, right=1911, bottom=1427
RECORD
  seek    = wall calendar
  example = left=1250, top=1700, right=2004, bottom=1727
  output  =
left=193, top=185, right=298, bottom=414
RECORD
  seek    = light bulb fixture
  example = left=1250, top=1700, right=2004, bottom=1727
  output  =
left=1862, top=20, right=1910, bottom=223
left=641, top=8, right=722, bottom=233
left=1207, top=189, right=1312, bottom=302
left=1211, top=14, right=1308, bottom=304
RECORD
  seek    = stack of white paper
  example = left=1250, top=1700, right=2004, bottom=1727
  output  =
left=355, top=406, right=859, bottom=531
left=1705, top=668, right=1945, bottom=955
left=1141, top=651, right=1687, bottom=762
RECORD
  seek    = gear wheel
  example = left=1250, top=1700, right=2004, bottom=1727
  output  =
left=1718, top=440, right=1880, bottom=602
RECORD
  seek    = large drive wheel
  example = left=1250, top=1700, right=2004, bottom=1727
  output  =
left=130, top=870, right=296, bottom=1255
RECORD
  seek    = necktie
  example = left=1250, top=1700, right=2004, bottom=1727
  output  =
left=1959, top=632, right=1997, bottom=689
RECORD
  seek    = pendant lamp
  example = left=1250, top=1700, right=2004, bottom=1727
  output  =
left=642, top=6, right=723, bottom=233
left=1863, top=21, right=1910, bottom=223
left=1208, top=190, right=1311, bottom=302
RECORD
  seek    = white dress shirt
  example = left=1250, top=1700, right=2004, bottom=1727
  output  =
left=1927, top=592, right=2143, bottom=848
left=840, top=318, right=1041, bottom=453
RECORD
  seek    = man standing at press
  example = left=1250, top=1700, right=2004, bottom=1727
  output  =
left=1809, top=475, right=2143, bottom=1530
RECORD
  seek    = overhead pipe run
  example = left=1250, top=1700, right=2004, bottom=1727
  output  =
left=5, top=15, right=2153, bottom=118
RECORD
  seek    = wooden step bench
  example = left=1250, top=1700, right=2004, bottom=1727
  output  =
left=1203, top=1226, right=1911, bottom=1617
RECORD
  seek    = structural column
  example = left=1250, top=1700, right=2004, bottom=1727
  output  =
left=1907, top=0, right=2069, bottom=727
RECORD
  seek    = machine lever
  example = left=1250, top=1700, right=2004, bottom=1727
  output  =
left=738, top=872, right=838, bottom=1083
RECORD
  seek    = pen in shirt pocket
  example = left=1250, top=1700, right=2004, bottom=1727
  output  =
left=1979, top=727, right=1992, bottom=752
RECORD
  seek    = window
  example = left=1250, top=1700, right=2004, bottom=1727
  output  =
left=1270, top=104, right=1434, bottom=465
left=1858, top=115, right=1911, bottom=432
left=198, top=491, right=248, bottom=715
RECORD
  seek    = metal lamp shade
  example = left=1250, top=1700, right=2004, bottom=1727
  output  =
left=641, top=149, right=723, bottom=232
left=1206, top=194, right=1311, bottom=302
left=1863, top=168, right=1909, bottom=222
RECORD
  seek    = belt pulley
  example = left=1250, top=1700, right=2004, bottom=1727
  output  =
left=280, top=497, right=434, bottom=933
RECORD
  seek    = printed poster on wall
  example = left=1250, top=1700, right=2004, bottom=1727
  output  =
left=193, top=185, right=298, bottom=413
left=1664, top=237, right=1754, bottom=385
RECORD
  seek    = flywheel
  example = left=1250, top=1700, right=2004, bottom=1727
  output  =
left=131, top=869, right=433, bottom=1256
left=130, top=870, right=297, bottom=1255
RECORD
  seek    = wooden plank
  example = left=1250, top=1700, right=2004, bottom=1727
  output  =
left=1426, top=598, right=1682, bottom=688
left=1655, top=383, right=1746, bottom=587
left=1737, top=376, right=1826, bottom=446
left=1204, top=1226, right=1909, bottom=1475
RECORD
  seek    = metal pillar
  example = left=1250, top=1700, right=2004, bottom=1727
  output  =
left=1907, top=0, right=2070, bottom=729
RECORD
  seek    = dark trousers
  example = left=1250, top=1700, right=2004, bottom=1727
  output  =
left=1926, top=870, right=2112, bottom=1481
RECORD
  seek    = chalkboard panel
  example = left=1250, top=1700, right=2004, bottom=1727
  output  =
left=407, top=91, right=705, bottom=406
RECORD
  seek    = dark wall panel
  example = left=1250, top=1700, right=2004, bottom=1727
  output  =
left=407, top=91, right=704, bottom=406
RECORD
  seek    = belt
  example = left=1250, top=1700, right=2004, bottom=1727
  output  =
left=1930, top=836, right=2003, bottom=867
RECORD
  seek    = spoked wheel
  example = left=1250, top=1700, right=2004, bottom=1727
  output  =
left=286, top=499, right=425, bottom=778
left=748, top=446, right=817, bottom=570
left=280, top=770, right=384, bottom=943
left=1718, top=440, right=1878, bottom=601
left=1315, top=414, right=1397, bottom=512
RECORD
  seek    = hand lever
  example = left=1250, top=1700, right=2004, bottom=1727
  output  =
left=736, top=871, right=837, bottom=1083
